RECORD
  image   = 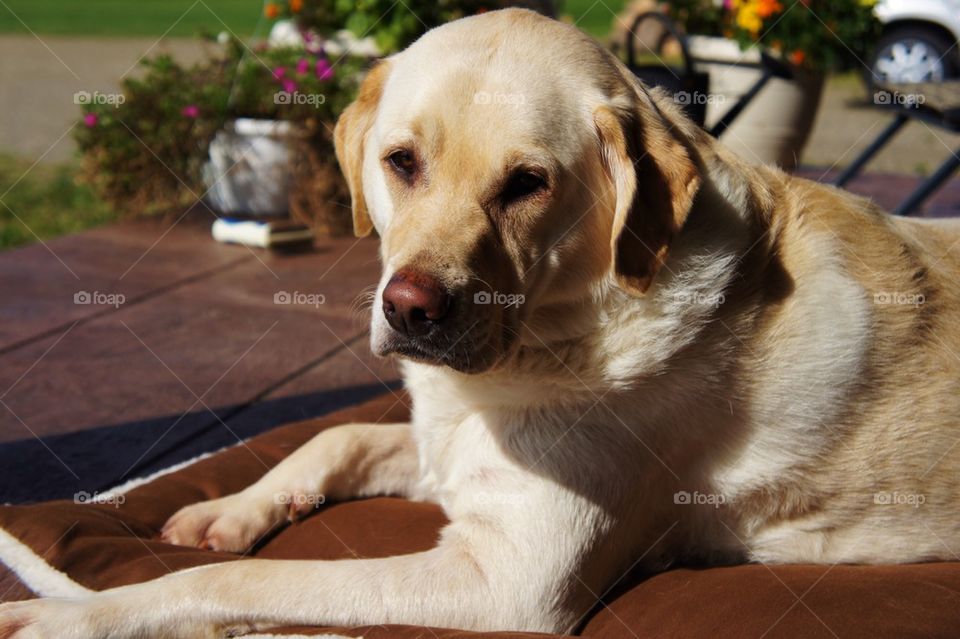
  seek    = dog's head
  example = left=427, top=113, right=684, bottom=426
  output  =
left=335, top=9, right=701, bottom=374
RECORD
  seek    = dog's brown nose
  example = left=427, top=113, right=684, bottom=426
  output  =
left=382, top=269, right=451, bottom=337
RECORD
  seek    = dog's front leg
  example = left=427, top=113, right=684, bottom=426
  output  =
left=162, top=422, right=425, bottom=552
left=0, top=495, right=599, bottom=638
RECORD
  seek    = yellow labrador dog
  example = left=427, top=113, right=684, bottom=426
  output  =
left=4, top=8, right=960, bottom=638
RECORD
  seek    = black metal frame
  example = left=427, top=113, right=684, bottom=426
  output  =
left=623, top=12, right=796, bottom=138
left=833, top=103, right=960, bottom=216
left=621, top=12, right=960, bottom=216
left=705, top=52, right=794, bottom=138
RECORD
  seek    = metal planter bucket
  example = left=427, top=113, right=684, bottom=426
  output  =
left=203, top=118, right=303, bottom=216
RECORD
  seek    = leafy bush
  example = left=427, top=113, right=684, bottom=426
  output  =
left=667, top=0, right=882, bottom=73
left=265, top=0, right=554, bottom=54
left=74, top=40, right=364, bottom=217
left=74, top=55, right=229, bottom=215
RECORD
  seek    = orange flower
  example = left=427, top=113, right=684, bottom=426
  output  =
left=789, top=49, right=806, bottom=65
left=756, top=0, right=782, bottom=18
left=264, top=2, right=280, bottom=19
left=289, top=0, right=303, bottom=12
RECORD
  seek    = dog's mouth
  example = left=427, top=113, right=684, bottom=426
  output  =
left=377, top=318, right=519, bottom=374
left=372, top=270, right=527, bottom=374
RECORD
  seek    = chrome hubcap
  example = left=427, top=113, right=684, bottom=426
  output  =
left=874, top=39, right=945, bottom=83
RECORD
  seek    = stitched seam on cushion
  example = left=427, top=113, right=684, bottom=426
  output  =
left=0, top=525, right=92, bottom=598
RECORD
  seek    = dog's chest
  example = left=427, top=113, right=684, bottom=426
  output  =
left=411, top=408, right=499, bottom=510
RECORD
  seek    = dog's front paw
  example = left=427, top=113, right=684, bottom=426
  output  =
left=0, top=598, right=94, bottom=639
left=0, top=596, right=240, bottom=639
left=161, top=490, right=285, bottom=552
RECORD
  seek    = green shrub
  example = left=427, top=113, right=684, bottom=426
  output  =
left=668, top=0, right=881, bottom=73
left=74, top=41, right=364, bottom=215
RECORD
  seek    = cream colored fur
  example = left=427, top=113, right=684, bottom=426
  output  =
left=3, top=9, right=960, bottom=638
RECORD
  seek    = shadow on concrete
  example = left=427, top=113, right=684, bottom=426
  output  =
left=0, top=382, right=400, bottom=504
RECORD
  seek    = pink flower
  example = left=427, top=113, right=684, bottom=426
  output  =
left=296, top=58, right=310, bottom=75
left=316, top=58, right=333, bottom=81
left=83, top=113, right=98, bottom=128
left=303, top=32, right=323, bottom=54
left=273, top=66, right=287, bottom=80
left=181, top=104, right=200, bottom=119
left=282, top=79, right=298, bottom=94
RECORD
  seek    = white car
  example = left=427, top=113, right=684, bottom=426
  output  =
left=872, top=0, right=960, bottom=83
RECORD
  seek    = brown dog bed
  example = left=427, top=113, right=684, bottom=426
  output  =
left=2, top=393, right=959, bottom=638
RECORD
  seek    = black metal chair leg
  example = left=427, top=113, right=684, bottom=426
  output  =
left=894, top=149, right=960, bottom=215
left=707, top=72, right=771, bottom=139
left=834, top=114, right=909, bottom=188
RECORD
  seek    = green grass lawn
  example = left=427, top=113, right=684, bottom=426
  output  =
left=0, top=1, right=624, bottom=39
left=561, top=0, right=625, bottom=39
left=0, top=1, right=264, bottom=38
left=0, top=155, right=116, bottom=250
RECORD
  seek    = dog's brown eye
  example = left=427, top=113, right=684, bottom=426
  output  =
left=502, top=170, right=547, bottom=203
left=388, top=150, right=417, bottom=179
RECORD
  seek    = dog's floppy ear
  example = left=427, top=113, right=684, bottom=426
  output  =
left=594, top=88, right=701, bottom=295
left=334, top=60, right=391, bottom=238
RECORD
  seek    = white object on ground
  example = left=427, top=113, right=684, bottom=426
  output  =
left=212, top=218, right=314, bottom=248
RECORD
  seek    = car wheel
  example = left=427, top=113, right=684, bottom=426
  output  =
left=870, top=26, right=959, bottom=84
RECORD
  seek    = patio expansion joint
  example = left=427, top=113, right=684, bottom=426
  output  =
left=101, top=328, right=373, bottom=489
left=0, top=253, right=256, bottom=358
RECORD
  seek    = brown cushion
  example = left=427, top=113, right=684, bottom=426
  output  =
left=2, top=393, right=960, bottom=638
